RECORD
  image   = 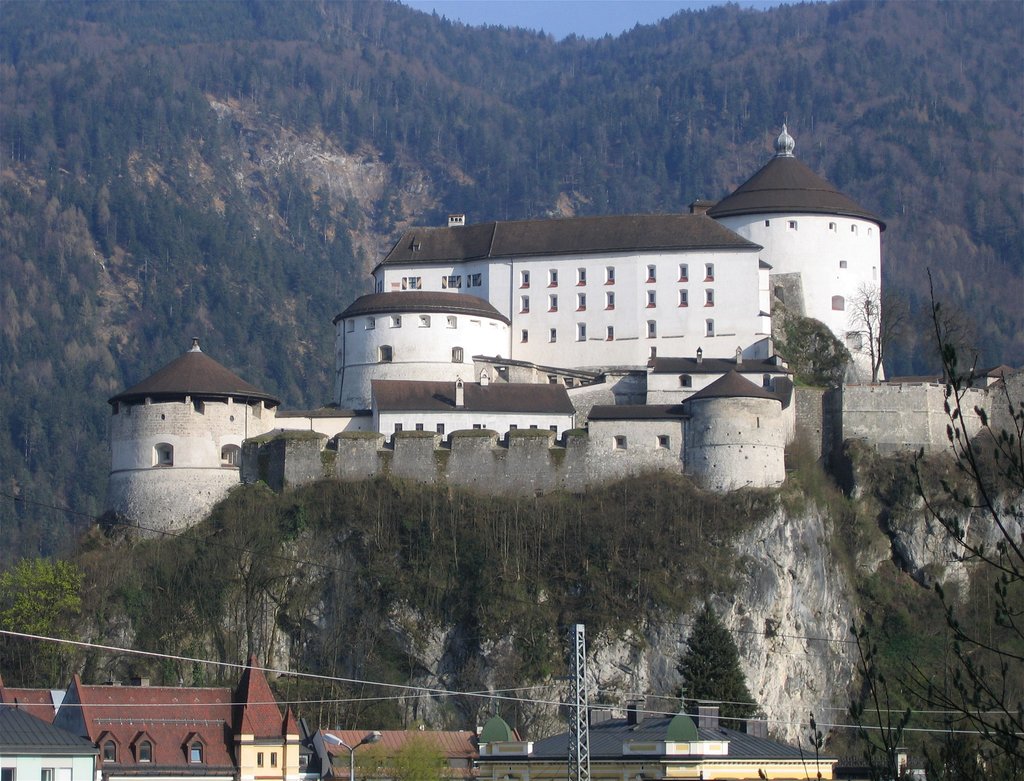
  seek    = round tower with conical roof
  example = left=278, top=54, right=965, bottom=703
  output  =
left=106, top=339, right=281, bottom=533
left=709, top=126, right=886, bottom=381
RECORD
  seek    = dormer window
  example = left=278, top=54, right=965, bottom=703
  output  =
left=137, top=740, right=153, bottom=763
left=189, top=742, right=204, bottom=764
left=103, top=741, right=117, bottom=762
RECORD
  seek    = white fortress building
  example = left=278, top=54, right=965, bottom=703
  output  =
left=108, top=128, right=899, bottom=533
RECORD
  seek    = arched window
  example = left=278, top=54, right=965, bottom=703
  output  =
left=832, top=295, right=845, bottom=311
left=103, top=741, right=117, bottom=762
left=452, top=346, right=464, bottom=363
left=379, top=345, right=393, bottom=363
left=189, top=742, right=203, bottom=764
left=154, top=443, right=173, bottom=467
left=138, top=741, right=153, bottom=763
left=221, top=445, right=241, bottom=467
left=679, top=374, right=693, bottom=388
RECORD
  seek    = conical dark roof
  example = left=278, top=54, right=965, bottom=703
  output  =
left=684, top=370, right=780, bottom=403
left=109, top=339, right=280, bottom=407
left=708, top=128, right=884, bottom=228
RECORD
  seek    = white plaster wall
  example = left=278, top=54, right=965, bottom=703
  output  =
left=107, top=466, right=240, bottom=533
left=646, top=369, right=789, bottom=404
left=684, top=396, right=786, bottom=490
left=335, top=309, right=510, bottom=408
left=585, top=418, right=686, bottom=476
left=276, top=413, right=373, bottom=437
left=1, top=753, right=96, bottom=781
left=371, top=247, right=769, bottom=371
left=718, top=212, right=882, bottom=378
left=375, top=408, right=575, bottom=438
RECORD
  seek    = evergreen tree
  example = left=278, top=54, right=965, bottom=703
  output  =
left=678, top=603, right=756, bottom=726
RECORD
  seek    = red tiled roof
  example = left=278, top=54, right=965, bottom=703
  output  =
left=234, top=656, right=284, bottom=738
left=60, top=676, right=236, bottom=770
left=0, top=678, right=60, bottom=723
left=322, top=730, right=478, bottom=779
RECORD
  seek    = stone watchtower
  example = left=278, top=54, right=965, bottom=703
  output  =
left=708, top=125, right=887, bottom=381
left=106, top=338, right=280, bottom=534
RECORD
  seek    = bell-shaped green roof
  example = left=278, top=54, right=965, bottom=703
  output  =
left=479, top=715, right=516, bottom=743
left=666, top=712, right=699, bottom=742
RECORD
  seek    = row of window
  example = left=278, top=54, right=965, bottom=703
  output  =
left=378, top=346, right=465, bottom=363
left=521, top=264, right=714, bottom=289
left=151, top=444, right=241, bottom=467
left=402, top=274, right=483, bottom=290
left=101, top=738, right=205, bottom=764
left=520, top=288, right=713, bottom=313
left=350, top=315, right=484, bottom=332
left=765, top=219, right=873, bottom=236
left=527, top=319, right=718, bottom=343
left=393, top=423, right=559, bottom=434
left=613, top=434, right=672, bottom=450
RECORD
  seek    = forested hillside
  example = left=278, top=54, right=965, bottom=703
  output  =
left=1, top=0, right=1021, bottom=560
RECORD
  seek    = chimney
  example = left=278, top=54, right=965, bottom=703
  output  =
left=448, top=213, right=465, bottom=228
left=697, top=705, right=719, bottom=731
left=589, top=707, right=612, bottom=726
left=745, top=717, right=768, bottom=738
left=696, top=347, right=703, bottom=364
left=455, top=378, right=465, bottom=408
left=131, top=676, right=150, bottom=687
left=735, top=346, right=743, bottom=365
left=626, top=700, right=647, bottom=726
left=689, top=199, right=716, bottom=215
left=479, top=370, right=490, bottom=386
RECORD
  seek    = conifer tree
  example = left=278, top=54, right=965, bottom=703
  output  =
left=678, top=603, right=756, bottom=726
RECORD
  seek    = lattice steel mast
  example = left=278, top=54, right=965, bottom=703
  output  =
left=568, top=623, right=591, bottom=781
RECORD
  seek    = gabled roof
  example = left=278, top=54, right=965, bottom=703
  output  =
left=0, top=676, right=62, bottom=723
left=377, top=214, right=759, bottom=268
left=109, top=339, right=279, bottom=407
left=234, top=656, right=285, bottom=738
left=53, top=675, right=236, bottom=770
left=587, top=404, right=689, bottom=421
left=0, top=706, right=98, bottom=754
left=333, top=291, right=509, bottom=325
left=708, top=128, right=884, bottom=228
left=372, top=380, right=575, bottom=415
left=684, top=370, right=781, bottom=402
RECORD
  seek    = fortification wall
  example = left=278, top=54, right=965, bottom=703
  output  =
left=793, top=387, right=826, bottom=459
left=685, top=396, right=786, bottom=490
left=840, top=383, right=989, bottom=454
left=107, top=467, right=240, bottom=533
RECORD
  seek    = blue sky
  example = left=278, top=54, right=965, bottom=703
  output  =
left=400, top=1, right=795, bottom=41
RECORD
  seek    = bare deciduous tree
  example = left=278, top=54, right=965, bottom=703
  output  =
left=848, top=284, right=908, bottom=383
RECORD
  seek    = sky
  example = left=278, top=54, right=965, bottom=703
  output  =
left=400, top=1, right=797, bottom=41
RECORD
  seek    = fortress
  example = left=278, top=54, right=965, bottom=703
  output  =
left=105, top=127, right=1017, bottom=533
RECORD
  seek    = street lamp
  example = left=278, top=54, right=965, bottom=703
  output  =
left=322, top=731, right=382, bottom=781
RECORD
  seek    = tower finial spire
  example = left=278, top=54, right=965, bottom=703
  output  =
left=190, top=337, right=202, bottom=352
left=774, top=123, right=795, bottom=157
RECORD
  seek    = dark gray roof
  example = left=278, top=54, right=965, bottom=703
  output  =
left=502, top=716, right=821, bottom=762
left=333, top=291, right=510, bottom=325
left=588, top=404, right=689, bottom=421
left=372, top=380, right=575, bottom=415
left=378, top=214, right=759, bottom=268
left=708, top=155, right=885, bottom=228
left=0, top=706, right=98, bottom=753
left=109, top=341, right=280, bottom=407
left=650, top=357, right=791, bottom=376
left=684, top=370, right=780, bottom=402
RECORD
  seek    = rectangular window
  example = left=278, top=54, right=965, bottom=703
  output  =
left=548, top=375, right=558, bottom=384
left=705, top=289, right=714, bottom=306
left=391, top=315, right=402, bottom=328
left=394, top=423, right=403, bottom=433
left=829, top=222, right=837, bottom=231
left=577, top=323, right=587, bottom=341
left=658, top=435, right=670, bottom=449
left=647, top=290, right=657, bottom=308
left=257, top=754, right=265, bottom=768
left=548, top=269, right=558, bottom=286
left=468, top=273, right=482, bottom=286
left=41, top=771, right=54, bottom=781
left=614, top=435, right=627, bottom=450
left=788, top=220, right=798, bottom=230
left=705, top=263, right=714, bottom=281
left=436, top=423, right=445, bottom=434
left=549, top=328, right=557, bottom=343
left=271, top=754, right=277, bottom=768
left=606, top=266, right=616, bottom=284
left=520, top=295, right=530, bottom=313
left=520, top=270, right=530, bottom=287
left=549, top=294, right=558, bottom=312
left=415, top=423, right=424, bottom=431
left=606, top=326, right=614, bottom=341
left=647, top=264, right=657, bottom=282
left=679, top=263, right=688, bottom=281
left=839, top=260, right=848, bottom=269
left=577, top=268, right=587, bottom=285
left=419, top=315, right=430, bottom=327
left=3, top=768, right=17, bottom=781
left=366, top=317, right=375, bottom=330
left=605, top=291, right=615, bottom=309
left=647, top=320, right=657, bottom=338
left=447, top=316, right=457, bottom=328
left=706, top=319, right=715, bottom=337
left=577, top=293, right=586, bottom=310
left=679, top=289, right=689, bottom=307
left=402, top=276, right=422, bottom=290
left=521, top=329, right=529, bottom=342
left=442, top=275, right=462, bottom=289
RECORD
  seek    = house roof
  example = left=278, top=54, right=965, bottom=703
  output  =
left=109, top=339, right=280, bottom=407
left=0, top=676, right=62, bottom=723
left=377, top=214, right=759, bottom=269
left=371, top=380, right=575, bottom=415
left=684, top=370, right=781, bottom=402
left=322, top=730, right=477, bottom=779
left=649, top=356, right=790, bottom=376
left=234, top=655, right=285, bottom=738
left=708, top=129, right=884, bottom=228
left=333, top=291, right=509, bottom=325
left=55, top=675, right=237, bottom=770
left=0, top=706, right=98, bottom=754
left=490, top=715, right=823, bottom=763
left=587, top=404, right=689, bottom=421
